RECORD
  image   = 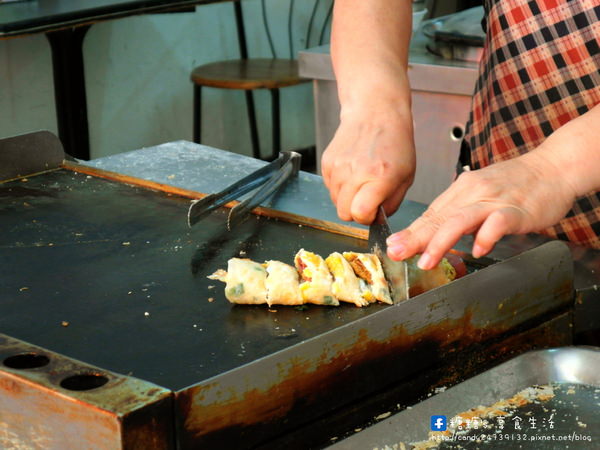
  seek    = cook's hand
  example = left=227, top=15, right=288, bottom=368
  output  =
left=321, top=103, right=416, bottom=225
left=386, top=150, right=577, bottom=270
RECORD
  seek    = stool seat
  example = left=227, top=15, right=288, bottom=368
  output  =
left=190, top=58, right=308, bottom=90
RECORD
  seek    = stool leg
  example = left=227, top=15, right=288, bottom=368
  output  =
left=244, top=90, right=261, bottom=159
left=270, top=88, right=281, bottom=161
left=193, top=85, right=202, bottom=144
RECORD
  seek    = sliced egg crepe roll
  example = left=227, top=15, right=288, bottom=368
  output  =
left=208, top=258, right=267, bottom=304
left=264, top=260, right=303, bottom=306
left=325, top=252, right=369, bottom=307
left=343, top=252, right=392, bottom=305
left=294, top=249, right=339, bottom=306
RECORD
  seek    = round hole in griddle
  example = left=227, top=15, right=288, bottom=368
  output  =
left=60, top=373, right=109, bottom=391
left=3, top=353, right=50, bottom=369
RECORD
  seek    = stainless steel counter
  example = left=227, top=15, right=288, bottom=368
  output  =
left=84, top=140, right=426, bottom=233
left=298, top=33, right=479, bottom=95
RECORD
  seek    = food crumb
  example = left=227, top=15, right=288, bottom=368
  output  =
left=268, top=309, right=277, bottom=312
left=144, top=312, right=150, bottom=317
left=566, top=388, right=576, bottom=395
left=239, top=250, right=247, bottom=256
left=19, top=287, right=29, bottom=292
left=128, top=291, right=133, bottom=295
left=61, top=321, right=69, bottom=327
left=208, top=297, right=214, bottom=302
left=208, top=285, right=215, bottom=290
left=578, top=421, right=587, bottom=428
left=167, top=174, right=176, bottom=180
left=375, top=412, right=392, bottom=421
left=122, top=242, right=131, bottom=246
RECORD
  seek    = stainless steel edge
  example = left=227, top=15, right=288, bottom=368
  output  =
left=329, top=346, right=600, bottom=449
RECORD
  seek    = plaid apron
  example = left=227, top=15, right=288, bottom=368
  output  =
left=463, top=0, right=600, bottom=248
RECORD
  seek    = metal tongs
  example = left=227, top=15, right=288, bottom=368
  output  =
left=187, top=151, right=302, bottom=230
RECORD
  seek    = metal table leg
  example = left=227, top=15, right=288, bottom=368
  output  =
left=45, top=26, right=91, bottom=160
left=270, top=88, right=280, bottom=161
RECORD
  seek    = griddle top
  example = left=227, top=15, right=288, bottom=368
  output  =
left=0, top=169, right=382, bottom=390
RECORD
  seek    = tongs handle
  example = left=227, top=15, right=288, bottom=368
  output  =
left=187, top=151, right=301, bottom=227
left=227, top=151, right=301, bottom=230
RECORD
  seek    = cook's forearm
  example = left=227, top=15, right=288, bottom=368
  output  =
left=525, top=103, right=600, bottom=198
left=331, top=0, right=414, bottom=116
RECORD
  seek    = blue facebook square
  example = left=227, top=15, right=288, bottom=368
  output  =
left=430, top=415, right=447, bottom=431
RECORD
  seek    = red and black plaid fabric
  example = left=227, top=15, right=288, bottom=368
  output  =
left=464, top=0, right=600, bottom=248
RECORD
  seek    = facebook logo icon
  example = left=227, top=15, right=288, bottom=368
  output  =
left=430, top=415, right=447, bottom=431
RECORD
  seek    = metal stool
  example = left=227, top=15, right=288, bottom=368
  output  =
left=190, top=0, right=331, bottom=161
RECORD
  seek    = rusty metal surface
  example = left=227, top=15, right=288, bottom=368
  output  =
left=264, top=312, right=573, bottom=449
left=0, top=334, right=173, bottom=449
left=175, top=241, right=574, bottom=448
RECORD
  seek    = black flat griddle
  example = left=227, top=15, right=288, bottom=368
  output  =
left=0, top=162, right=575, bottom=449
left=0, top=168, right=382, bottom=391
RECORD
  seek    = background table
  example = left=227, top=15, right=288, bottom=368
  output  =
left=0, top=0, right=230, bottom=160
